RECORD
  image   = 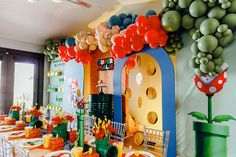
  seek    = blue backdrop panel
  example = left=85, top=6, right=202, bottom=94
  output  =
left=113, top=47, right=176, bottom=157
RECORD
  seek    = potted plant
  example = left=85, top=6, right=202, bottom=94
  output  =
left=9, top=105, right=21, bottom=121
left=52, top=113, right=74, bottom=141
left=92, top=117, right=118, bottom=157
left=189, top=67, right=236, bottom=157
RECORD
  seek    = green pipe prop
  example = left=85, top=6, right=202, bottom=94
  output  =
left=207, top=94, right=213, bottom=124
left=96, top=137, right=118, bottom=157
left=9, top=111, right=19, bottom=121
left=77, top=111, right=84, bottom=147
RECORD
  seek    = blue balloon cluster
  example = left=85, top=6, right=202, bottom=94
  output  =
left=65, top=37, right=76, bottom=48
left=108, top=13, right=138, bottom=30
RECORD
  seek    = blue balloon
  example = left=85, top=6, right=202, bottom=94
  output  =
left=65, top=37, right=75, bottom=48
left=127, top=13, right=132, bottom=18
left=119, top=13, right=127, bottom=21
left=146, top=10, right=157, bottom=16
left=120, top=26, right=125, bottom=30
left=108, top=15, right=121, bottom=28
left=123, top=18, right=132, bottom=27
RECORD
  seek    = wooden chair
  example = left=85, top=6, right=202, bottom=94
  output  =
left=143, top=126, right=170, bottom=157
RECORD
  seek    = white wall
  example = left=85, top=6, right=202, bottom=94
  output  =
left=0, top=37, right=43, bottom=53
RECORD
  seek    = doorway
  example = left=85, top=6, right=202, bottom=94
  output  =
left=0, top=48, right=44, bottom=113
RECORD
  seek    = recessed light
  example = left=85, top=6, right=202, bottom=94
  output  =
left=27, top=0, right=40, bottom=3
left=52, top=0, right=64, bottom=3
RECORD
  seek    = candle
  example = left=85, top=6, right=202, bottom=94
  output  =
left=25, top=115, right=31, bottom=123
left=113, top=142, right=124, bottom=157
left=43, top=134, right=52, bottom=149
left=25, top=126, right=33, bottom=138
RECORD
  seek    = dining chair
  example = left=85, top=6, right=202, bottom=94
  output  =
left=109, top=121, right=126, bottom=142
left=143, top=126, right=170, bottom=157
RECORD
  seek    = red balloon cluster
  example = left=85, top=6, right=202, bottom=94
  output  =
left=125, top=55, right=136, bottom=69
left=58, top=45, right=92, bottom=64
left=111, top=15, right=168, bottom=59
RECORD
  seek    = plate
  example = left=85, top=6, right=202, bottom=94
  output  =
left=0, top=125, right=15, bottom=131
left=45, top=150, right=72, bottom=157
left=8, top=131, right=25, bottom=138
left=125, top=151, right=155, bottom=157
left=88, top=139, right=96, bottom=147
left=20, top=138, right=44, bottom=148
left=0, top=121, right=4, bottom=125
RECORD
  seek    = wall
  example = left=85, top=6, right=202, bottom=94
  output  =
left=176, top=33, right=236, bottom=157
left=0, top=37, right=43, bottom=53
left=124, top=53, right=163, bottom=131
left=89, top=50, right=113, bottom=94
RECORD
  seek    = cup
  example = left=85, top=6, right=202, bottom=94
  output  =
left=25, top=126, right=33, bottom=138
left=25, top=115, right=31, bottom=123
left=71, top=147, right=83, bottom=157
left=43, top=134, right=52, bottom=149
left=113, top=142, right=124, bottom=157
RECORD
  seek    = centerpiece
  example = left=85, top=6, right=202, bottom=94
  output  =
left=9, top=105, right=21, bottom=121
left=27, top=108, right=43, bottom=127
left=92, top=117, right=118, bottom=157
left=52, top=113, right=74, bottom=141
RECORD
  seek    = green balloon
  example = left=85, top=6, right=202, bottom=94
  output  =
left=208, top=6, right=226, bottom=20
left=222, top=13, right=236, bottom=30
left=218, top=32, right=233, bottom=47
left=178, top=0, right=192, bottom=8
left=200, top=18, right=220, bottom=35
left=212, top=46, right=224, bottom=58
left=217, top=24, right=228, bottom=33
left=189, top=0, right=207, bottom=17
left=195, top=16, right=207, bottom=29
left=213, top=57, right=224, bottom=66
left=161, top=10, right=181, bottom=32
left=191, top=42, right=199, bottom=55
left=182, top=14, right=194, bottom=29
left=190, top=57, right=199, bottom=68
left=227, top=0, right=236, bottom=13
left=194, top=68, right=203, bottom=76
left=197, top=35, right=218, bottom=52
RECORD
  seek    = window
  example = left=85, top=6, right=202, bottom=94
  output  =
left=0, top=48, right=44, bottom=113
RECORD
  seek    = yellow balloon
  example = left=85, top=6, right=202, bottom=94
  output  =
left=79, top=42, right=88, bottom=50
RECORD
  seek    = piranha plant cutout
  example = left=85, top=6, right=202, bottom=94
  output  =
left=188, top=64, right=236, bottom=157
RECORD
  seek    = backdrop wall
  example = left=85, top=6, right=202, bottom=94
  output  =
left=176, top=33, right=236, bottom=157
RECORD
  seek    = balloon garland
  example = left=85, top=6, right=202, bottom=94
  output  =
left=110, top=14, right=168, bottom=59
left=160, top=0, right=235, bottom=77
left=43, top=39, right=65, bottom=62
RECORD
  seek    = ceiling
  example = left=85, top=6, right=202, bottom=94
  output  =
left=0, top=0, right=162, bottom=46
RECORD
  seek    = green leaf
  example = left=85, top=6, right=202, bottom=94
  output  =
left=188, top=112, right=208, bottom=121
left=213, top=115, right=236, bottom=123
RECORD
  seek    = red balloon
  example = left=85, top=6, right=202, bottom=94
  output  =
left=128, top=60, right=136, bottom=69
left=67, top=46, right=76, bottom=58
left=110, top=50, right=117, bottom=59
left=148, top=15, right=161, bottom=30
left=149, top=42, right=159, bottom=49
left=58, top=46, right=67, bottom=55
left=130, top=54, right=137, bottom=60
left=124, top=29, right=134, bottom=38
left=144, top=29, right=159, bottom=44
left=127, top=24, right=137, bottom=31
left=113, top=36, right=123, bottom=45
left=116, top=51, right=126, bottom=59
left=131, top=42, right=144, bottom=52
left=137, top=27, right=146, bottom=36
left=136, top=16, right=148, bottom=27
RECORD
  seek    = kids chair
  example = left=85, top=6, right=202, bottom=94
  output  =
left=84, top=115, right=96, bottom=136
left=109, top=121, right=126, bottom=142
left=143, top=126, right=170, bottom=157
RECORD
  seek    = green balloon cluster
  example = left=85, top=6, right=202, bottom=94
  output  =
left=43, top=40, right=65, bottom=62
left=165, top=33, right=184, bottom=53
left=160, top=0, right=236, bottom=77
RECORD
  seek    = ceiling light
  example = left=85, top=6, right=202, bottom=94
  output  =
left=52, top=0, right=64, bottom=3
left=28, top=0, right=40, bottom=3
